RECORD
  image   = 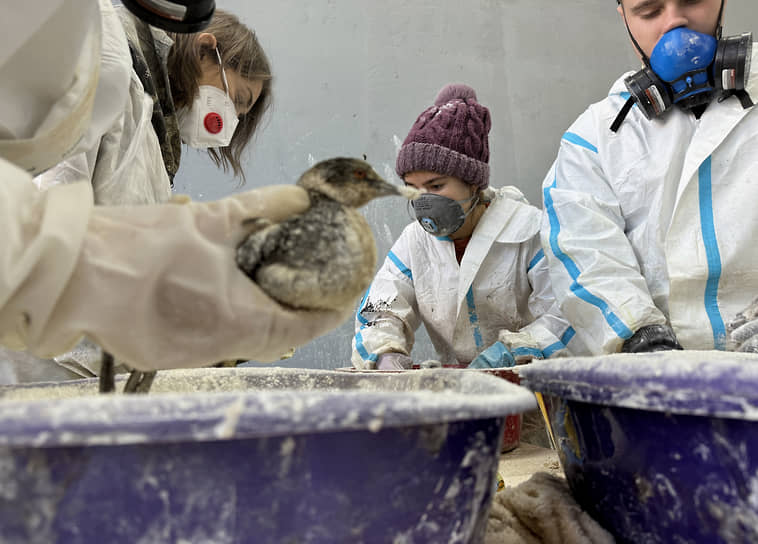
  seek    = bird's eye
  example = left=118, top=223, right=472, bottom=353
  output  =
left=353, top=169, right=366, bottom=179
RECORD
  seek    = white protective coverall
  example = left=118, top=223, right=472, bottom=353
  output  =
left=352, top=187, right=586, bottom=368
left=9, top=1, right=175, bottom=379
left=33, top=5, right=172, bottom=206
left=541, top=44, right=758, bottom=355
left=0, top=0, right=350, bottom=382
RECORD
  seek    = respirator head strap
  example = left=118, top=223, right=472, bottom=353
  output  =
left=610, top=95, right=636, bottom=133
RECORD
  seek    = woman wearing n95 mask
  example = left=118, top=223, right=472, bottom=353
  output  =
left=168, top=10, right=272, bottom=176
left=36, top=6, right=272, bottom=204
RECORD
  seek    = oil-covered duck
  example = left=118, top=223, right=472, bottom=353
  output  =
left=236, top=157, right=417, bottom=311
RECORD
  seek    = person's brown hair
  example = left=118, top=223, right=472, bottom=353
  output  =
left=167, top=9, right=272, bottom=182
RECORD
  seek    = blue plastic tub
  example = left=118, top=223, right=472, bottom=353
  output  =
left=0, top=367, right=535, bottom=544
left=519, top=350, right=758, bottom=544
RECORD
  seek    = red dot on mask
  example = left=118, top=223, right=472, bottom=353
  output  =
left=203, top=113, right=223, bottom=134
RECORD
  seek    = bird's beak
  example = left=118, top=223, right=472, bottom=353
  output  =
left=373, top=179, right=403, bottom=197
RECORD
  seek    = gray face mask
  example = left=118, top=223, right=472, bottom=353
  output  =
left=410, top=193, right=479, bottom=237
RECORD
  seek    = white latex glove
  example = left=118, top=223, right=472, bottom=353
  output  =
left=0, top=160, right=350, bottom=371
left=727, top=297, right=758, bottom=352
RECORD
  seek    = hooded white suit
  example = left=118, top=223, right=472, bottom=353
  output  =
left=353, top=187, right=587, bottom=368
left=541, top=44, right=758, bottom=354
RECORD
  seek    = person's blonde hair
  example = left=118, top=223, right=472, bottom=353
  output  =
left=167, top=9, right=272, bottom=182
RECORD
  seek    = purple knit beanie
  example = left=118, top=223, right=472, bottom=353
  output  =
left=396, top=83, right=491, bottom=189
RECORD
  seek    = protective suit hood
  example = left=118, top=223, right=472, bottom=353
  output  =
left=0, top=0, right=131, bottom=175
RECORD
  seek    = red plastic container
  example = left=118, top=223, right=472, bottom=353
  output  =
left=485, top=368, right=522, bottom=452
left=421, top=365, right=522, bottom=452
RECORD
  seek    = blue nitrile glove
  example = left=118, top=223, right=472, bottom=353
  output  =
left=468, top=342, right=516, bottom=369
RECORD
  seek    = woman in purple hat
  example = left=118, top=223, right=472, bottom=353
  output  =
left=351, top=83, right=587, bottom=370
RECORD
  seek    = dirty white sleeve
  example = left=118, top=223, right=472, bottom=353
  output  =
left=0, top=159, right=93, bottom=351
left=500, top=238, right=580, bottom=359
left=351, top=236, right=420, bottom=369
left=540, top=124, right=666, bottom=355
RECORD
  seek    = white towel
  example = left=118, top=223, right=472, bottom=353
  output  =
left=485, top=472, right=615, bottom=544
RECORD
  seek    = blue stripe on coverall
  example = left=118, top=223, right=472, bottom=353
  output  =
left=354, top=329, right=378, bottom=364
left=562, top=132, right=598, bottom=154
left=356, top=287, right=370, bottom=325
left=387, top=251, right=413, bottom=280
left=698, top=157, right=727, bottom=350
left=355, top=251, right=414, bottom=363
left=527, top=249, right=545, bottom=272
left=465, top=287, right=484, bottom=350
left=354, top=286, right=377, bottom=362
left=543, top=326, right=576, bottom=358
left=543, top=132, right=634, bottom=341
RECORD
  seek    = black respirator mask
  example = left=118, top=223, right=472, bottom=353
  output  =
left=611, top=0, right=753, bottom=131
left=121, top=0, right=215, bottom=33
left=410, top=193, right=479, bottom=238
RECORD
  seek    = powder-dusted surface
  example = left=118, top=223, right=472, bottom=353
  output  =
left=519, top=350, right=758, bottom=419
left=0, top=367, right=536, bottom=447
left=0, top=367, right=537, bottom=543
left=497, top=443, right=562, bottom=488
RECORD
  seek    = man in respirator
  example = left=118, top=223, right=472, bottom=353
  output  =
left=540, top=0, right=758, bottom=354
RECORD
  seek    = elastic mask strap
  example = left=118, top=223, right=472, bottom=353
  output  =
left=215, top=47, right=231, bottom=95
left=460, top=193, right=480, bottom=219
left=457, top=192, right=477, bottom=206
left=715, top=0, right=725, bottom=40
left=620, top=3, right=650, bottom=66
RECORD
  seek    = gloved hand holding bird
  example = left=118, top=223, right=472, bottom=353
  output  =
left=100, top=157, right=417, bottom=394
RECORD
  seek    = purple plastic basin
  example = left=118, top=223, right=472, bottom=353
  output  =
left=0, top=367, right=535, bottom=544
left=519, top=350, right=758, bottom=544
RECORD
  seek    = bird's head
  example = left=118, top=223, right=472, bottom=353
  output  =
left=297, top=157, right=402, bottom=207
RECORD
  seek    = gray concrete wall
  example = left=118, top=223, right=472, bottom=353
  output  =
left=174, top=1, right=758, bottom=369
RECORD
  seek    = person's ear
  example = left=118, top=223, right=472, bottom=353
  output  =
left=195, top=32, right=217, bottom=58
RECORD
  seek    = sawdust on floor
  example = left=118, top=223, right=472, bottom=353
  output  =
left=498, top=442, right=562, bottom=488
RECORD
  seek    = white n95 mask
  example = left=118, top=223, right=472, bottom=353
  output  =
left=178, top=50, right=239, bottom=148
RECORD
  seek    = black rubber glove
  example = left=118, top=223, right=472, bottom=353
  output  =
left=621, top=324, right=683, bottom=353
